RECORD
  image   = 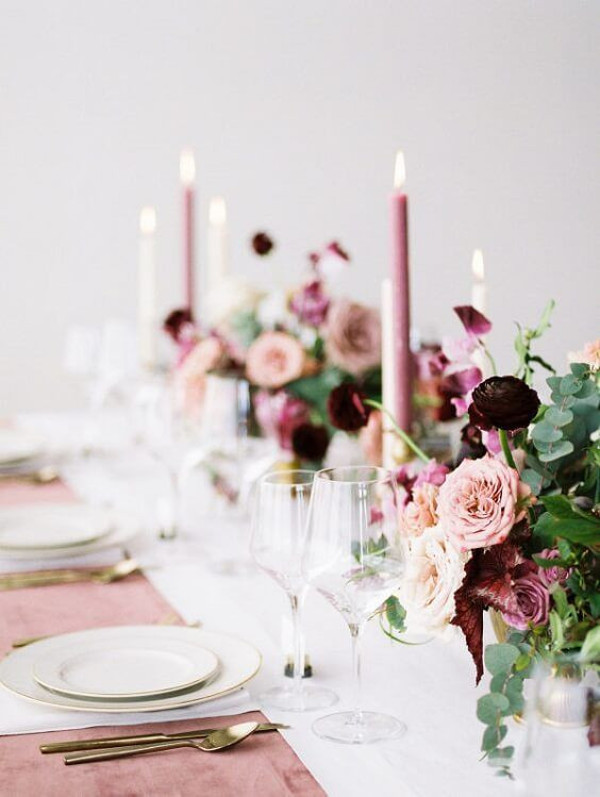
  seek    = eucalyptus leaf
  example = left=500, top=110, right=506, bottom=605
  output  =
left=538, top=440, right=575, bottom=463
left=531, top=422, right=563, bottom=444
left=482, top=724, right=507, bottom=752
left=520, top=468, right=544, bottom=495
left=570, top=363, right=589, bottom=378
left=544, top=406, right=573, bottom=427
left=546, top=376, right=562, bottom=391
left=485, top=644, right=520, bottom=675
left=550, top=392, right=576, bottom=409
left=488, top=746, right=515, bottom=764
left=574, top=379, right=597, bottom=400
left=560, top=375, right=583, bottom=395
left=505, top=677, right=524, bottom=714
left=477, top=692, right=510, bottom=724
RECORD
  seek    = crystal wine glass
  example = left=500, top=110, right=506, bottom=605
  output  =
left=303, top=465, right=406, bottom=743
left=250, top=470, right=338, bottom=711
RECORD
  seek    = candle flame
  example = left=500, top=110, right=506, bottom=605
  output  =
left=180, top=148, right=196, bottom=185
left=209, top=195, right=227, bottom=225
left=139, top=206, right=157, bottom=234
left=394, top=150, right=406, bottom=189
left=472, top=249, right=485, bottom=281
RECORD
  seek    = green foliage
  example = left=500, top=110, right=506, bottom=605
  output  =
left=229, top=310, right=263, bottom=348
left=514, top=300, right=556, bottom=384
left=286, top=367, right=346, bottom=428
left=478, top=642, right=527, bottom=778
left=533, top=495, right=600, bottom=548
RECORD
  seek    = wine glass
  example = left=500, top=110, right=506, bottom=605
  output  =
left=250, top=470, right=338, bottom=711
left=303, top=465, right=406, bottom=743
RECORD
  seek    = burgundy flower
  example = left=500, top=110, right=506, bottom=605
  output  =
left=291, top=423, right=330, bottom=462
left=251, top=231, right=274, bottom=256
left=456, top=423, right=487, bottom=463
left=453, top=305, right=492, bottom=338
left=327, top=383, right=371, bottom=432
left=254, top=390, right=310, bottom=451
left=289, top=280, right=330, bottom=327
left=469, top=375, right=540, bottom=431
left=501, top=572, right=550, bottom=631
left=325, top=241, right=350, bottom=261
left=163, top=308, right=194, bottom=343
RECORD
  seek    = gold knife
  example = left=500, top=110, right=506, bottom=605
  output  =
left=41, top=723, right=289, bottom=754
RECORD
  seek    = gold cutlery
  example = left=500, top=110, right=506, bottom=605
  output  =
left=63, top=721, right=261, bottom=764
left=0, top=466, right=60, bottom=485
left=41, top=722, right=288, bottom=754
left=0, top=558, right=139, bottom=591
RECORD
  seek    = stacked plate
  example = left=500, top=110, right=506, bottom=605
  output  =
left=0, top=626, right=261, bottom=712
left=0, top=429, right=51, bottom=477
left=0, top=504, right=139, bottom=560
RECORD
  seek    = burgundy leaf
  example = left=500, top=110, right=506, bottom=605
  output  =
left=453, top=305, right=492, bottom=338
left=452, top=555, right=485, bottom=683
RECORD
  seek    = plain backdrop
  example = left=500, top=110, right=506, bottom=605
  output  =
left=1, top=0, right=599, bottom=411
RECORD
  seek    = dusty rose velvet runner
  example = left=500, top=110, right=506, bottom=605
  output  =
left=0, top=481, right=325, bottom=796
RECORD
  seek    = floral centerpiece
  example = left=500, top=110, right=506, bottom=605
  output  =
left=163, top=236, right=384, bottom=467
left=332, top=302, right=600, bottom=777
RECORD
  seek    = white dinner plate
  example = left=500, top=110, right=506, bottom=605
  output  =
left=0, top=510, right=140, bottom=561
left=0, top=429, right=45, bottom=465
left=0, top=626, right=261, bottom=712
left=33, top=633, right=220, bottom=700
left=0, top=504, right=113, bottom=551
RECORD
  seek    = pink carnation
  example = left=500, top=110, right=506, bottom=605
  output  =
left=437, top=454, right=530, bottom=550
left=246, top=331, right=305, bottom=389
left=325, top=300, right=381, bottom=375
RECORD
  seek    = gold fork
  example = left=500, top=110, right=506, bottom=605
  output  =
left=0, top=558, right=139, bottom=591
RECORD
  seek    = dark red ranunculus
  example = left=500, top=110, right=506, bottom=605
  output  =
left=291, top=423, right=330, bottom=462
left=468, top=375, right=540, bottom=431
left=163, top=308, right=194, bottom=342
left=251, top=232, right=274, bottom=256
left=327, top=383, right=371, bottom=432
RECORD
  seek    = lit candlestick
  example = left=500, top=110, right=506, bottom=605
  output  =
left=180, top=148, right=196, bottom=316
left=138, top=206, right=158, bottom=370
left=208, top=195, right=228, bottom=292
left=381, top=278, right=396, bottom=468
left=471, top=249, right=486, bottom=315
left=390, top=150, right=413, bottom=433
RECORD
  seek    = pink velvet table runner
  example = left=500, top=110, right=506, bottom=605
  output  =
left=0, top=481, right=325, bottom=796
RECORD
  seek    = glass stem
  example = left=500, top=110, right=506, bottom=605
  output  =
left=289, top=592, right=305, bottom=701
left=349, top=622, right=364, bottom=724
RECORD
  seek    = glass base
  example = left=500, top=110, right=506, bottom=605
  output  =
left=312, top=711, right=406, bottom=744
left=260, top=685, right=338, bottom=712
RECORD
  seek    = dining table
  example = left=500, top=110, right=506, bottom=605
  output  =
left=0, top=411, right=517, bottom=797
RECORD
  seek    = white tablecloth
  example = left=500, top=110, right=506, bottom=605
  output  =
left=13, top=412, right=516, bottom=797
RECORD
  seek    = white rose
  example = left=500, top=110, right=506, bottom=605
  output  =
left=256, top=289, right=291, bottom=328
left=399, top=524, right=470, bottom=639
left=204, top=277, right=264, bottom=328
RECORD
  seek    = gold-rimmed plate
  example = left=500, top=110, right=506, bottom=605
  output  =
left=0, top=627, right=261, bottom=713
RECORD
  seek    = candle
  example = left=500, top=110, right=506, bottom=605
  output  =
left=138, top=206, right=158, bottom=370
left=390, top=150, right=412, bottom=433
left=471, top=249, right=486, bottom=315
left=381, top=279, right=396, bottom=468
left=180, top=148, right=196, bottom=316
left=207, top=196, right=228, bottom=292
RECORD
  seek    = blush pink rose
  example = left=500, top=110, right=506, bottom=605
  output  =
left=399, top=483, right=440, bottom=538
left=325, top=300, right=381, bottom=375
left=246, top=331, right=305, bottom=389
left=175, top=336, right=227, bottom=418
left=437, top=454, right=530, bottom=550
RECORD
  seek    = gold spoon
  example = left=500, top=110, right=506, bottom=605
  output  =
left=64, top=721, right=260, bottom=765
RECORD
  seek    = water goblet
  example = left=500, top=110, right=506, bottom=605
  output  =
left=250, top=470, right=338, bottom=712
left=303, top=465, right=406, bottom=743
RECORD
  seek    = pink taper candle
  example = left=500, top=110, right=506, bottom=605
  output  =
left=390, top=150, right=412, bottom=432
left=180, top=148, right=196, bottom=316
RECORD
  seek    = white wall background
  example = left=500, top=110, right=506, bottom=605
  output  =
left=1, top=0, right=599, bottom=412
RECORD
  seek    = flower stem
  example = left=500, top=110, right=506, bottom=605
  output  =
left=498, top=428, right=518, bottom=471
left=365, top=400, right=430, bottom=464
